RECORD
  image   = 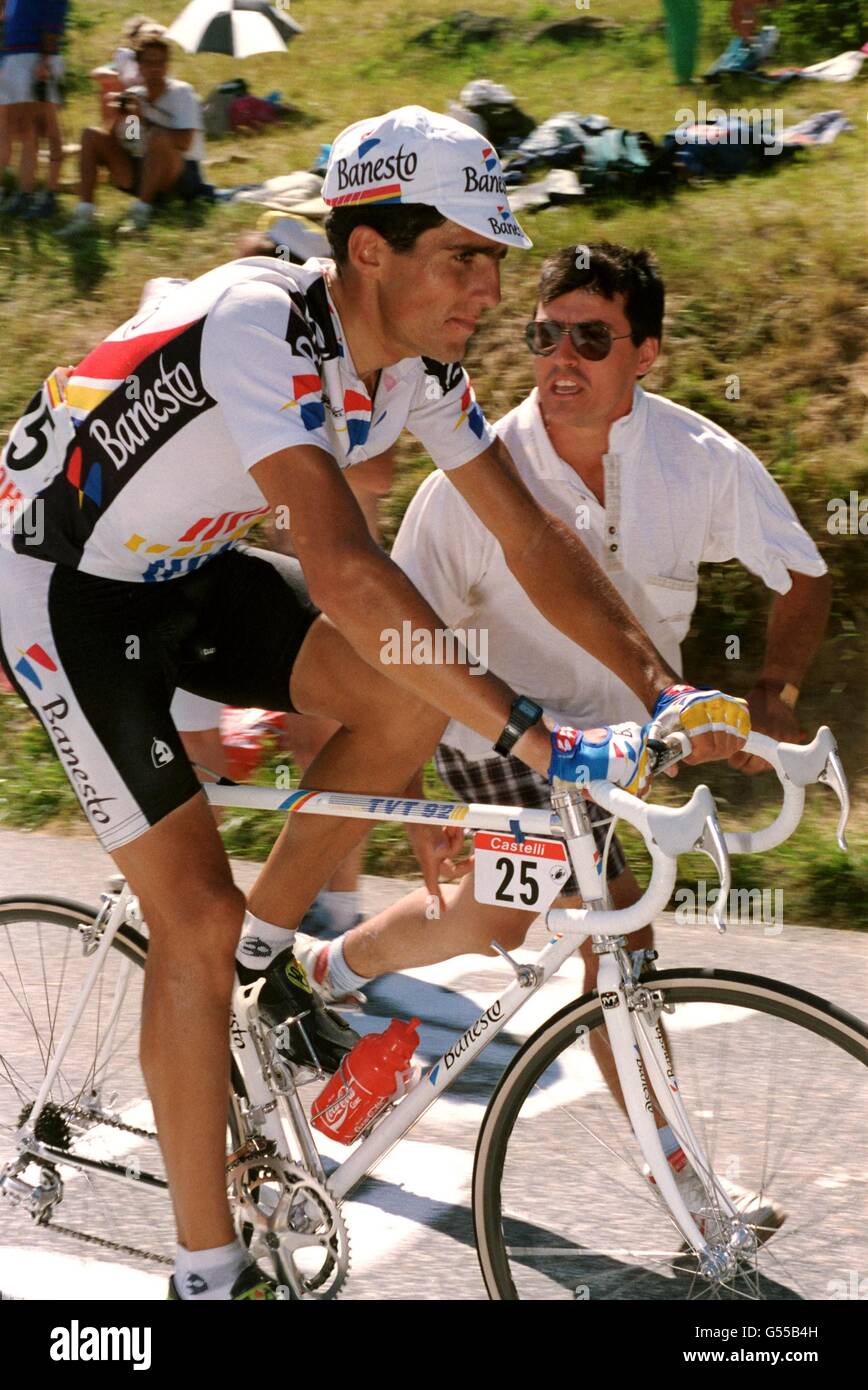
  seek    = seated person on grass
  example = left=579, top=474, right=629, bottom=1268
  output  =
left=59, top=29, right=207, bottom=238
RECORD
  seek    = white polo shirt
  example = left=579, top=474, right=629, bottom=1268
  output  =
left=391, top=383, right=827, bottom=761
left=126, top=77, right=206, bottom=163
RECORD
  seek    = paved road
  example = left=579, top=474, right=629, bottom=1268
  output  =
left=0, top=830, right=865, bottom=1301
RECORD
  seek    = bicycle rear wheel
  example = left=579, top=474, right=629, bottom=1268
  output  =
left=473, top=969, right=868, bottom=1301
left=0, top=895, right=245, bottom=1278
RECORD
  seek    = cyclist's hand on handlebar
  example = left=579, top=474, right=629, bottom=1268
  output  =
left=728, top=685, right=802, bottom=774
left=406, top=822, right=473, bottom=912
left=647, top=684, right=750, bottom=767
left=547, top=720, right=654, bottom=798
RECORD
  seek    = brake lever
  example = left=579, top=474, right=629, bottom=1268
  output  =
left=819, top=747, right=850, bottom=853
left=648, top=734, right=730, bottom=931
left=773, top=726, right=850, bottom=854
left=694, top=810, right=731, bottom=932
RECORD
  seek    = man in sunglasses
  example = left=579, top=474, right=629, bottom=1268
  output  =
left=297, top=242, right=830, bottom=1227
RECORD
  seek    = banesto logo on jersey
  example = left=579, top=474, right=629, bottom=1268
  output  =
left=88, top=351, right=212, bottom=472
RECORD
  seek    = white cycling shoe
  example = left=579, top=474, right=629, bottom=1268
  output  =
left=292, top=932, right=367, bottom=1008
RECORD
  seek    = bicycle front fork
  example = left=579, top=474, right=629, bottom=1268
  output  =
left=595, top=945, right=753, bottom=1276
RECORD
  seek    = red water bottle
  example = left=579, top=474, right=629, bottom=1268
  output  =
left=311, top=1018, right=421, bottom=1144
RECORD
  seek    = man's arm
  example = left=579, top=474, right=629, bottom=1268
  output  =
left=250, top=444, right=555, bottom=779
left=345, top=447, right=396, bottom=542
left=731, top=569, right=832, bottom=772
left=445, top=434, right=678, bottom=714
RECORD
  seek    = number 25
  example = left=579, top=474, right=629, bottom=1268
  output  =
left=495, top=856, right=539, bottom=906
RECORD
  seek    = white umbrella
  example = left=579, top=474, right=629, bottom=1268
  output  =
left=167, top=0, right=303, bottom=58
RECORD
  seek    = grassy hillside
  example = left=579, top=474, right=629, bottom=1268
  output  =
left=1, top=0, right=866, bottom=919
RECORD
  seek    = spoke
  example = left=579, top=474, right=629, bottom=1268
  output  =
left=0, top=1051, right=32, bottom=1106
left=0, top=924, right=83, bottom=1105
left=1, top=924, right=51, bottom=1075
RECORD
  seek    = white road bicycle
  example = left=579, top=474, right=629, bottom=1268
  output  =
left=0, top=726, right=864, bottom=1301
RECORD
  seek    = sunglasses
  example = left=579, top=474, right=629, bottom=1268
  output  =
left=525, top=318, right=634, bottom=361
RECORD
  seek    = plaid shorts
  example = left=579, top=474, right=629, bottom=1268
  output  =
left=434, top=744, right=627, bottom=898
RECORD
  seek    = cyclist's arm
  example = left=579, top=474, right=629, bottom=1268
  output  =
left=250, top=444, right=553, bottom=778
left=201, top=283, right=543, bottom=760
left=345, top=447, right=396, bottom=543
left=445, top=434, right=677, bottom=714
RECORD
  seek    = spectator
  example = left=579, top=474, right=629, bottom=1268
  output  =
left=89, top=14, right=164, bottom=130
left=59, top=29, right=208, bottom=239
left=0, top=0, right=66, bottom=219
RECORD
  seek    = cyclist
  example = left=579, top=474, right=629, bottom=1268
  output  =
left=0, top=106, right=748, bottom=1300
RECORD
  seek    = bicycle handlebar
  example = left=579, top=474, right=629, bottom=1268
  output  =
left=723, top=726, right=849, bottom=854
left=552, top=724, right=849, bottom=935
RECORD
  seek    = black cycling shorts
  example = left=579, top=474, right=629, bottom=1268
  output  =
left=0, top=545, right=319, bottom=852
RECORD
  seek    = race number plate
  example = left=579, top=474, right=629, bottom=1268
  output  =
left=473, top=832, right=570, bottom=912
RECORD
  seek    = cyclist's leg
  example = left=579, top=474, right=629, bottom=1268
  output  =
left=111, top=795, right=245, bottom=1252
left=280, top=710, right=365, bottom=899
left=169, top=546, right=448, bottom=930
left=247, top=611, right=448, bottom=926
left=334, top=861, right=642, bottom=975
left=336, top=875, right=539, bottom=973
left=0, top=552, right=248, bottom=1254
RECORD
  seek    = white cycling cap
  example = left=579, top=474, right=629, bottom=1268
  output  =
left=321, top=104, right=532, bottom=250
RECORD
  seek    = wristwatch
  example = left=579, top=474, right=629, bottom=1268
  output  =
left=757, top=678, right=800, bottom=709
left=494, top=696, right=543, bottom=757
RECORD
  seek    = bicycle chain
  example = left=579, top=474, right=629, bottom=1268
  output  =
left=35, top=1120, right=343, bottom=1277
left=62, top=1101, right=159, bottom=1142
left=40, top=1217, right=173, bottom=1266
left=29, top=1102, right=168, bottom=1263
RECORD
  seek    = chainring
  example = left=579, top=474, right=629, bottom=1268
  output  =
left=230, top=1154, right=350, bottom=1300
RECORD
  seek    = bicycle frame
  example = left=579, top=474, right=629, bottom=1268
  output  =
left=13, top=779, right=725, bottom=1263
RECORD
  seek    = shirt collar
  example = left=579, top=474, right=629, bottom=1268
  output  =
left=522, top=383, right=647, bottom=474
left=607, top=382, right=647, bottom=455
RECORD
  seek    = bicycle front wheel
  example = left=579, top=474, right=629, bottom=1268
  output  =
left=473, top=969, right=868, bottom=1301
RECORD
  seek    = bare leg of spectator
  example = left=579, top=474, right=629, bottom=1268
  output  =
left=18, top=103, right=40, bottom=194
left=137, top=126, right=184, bottom=204
left=58, top=126, right=134, bottom=236
left=79, top=124, right=134, bottom=202
left=41, top=105, right=63, bottom=192
left=0, top=108, right=11, bottom=184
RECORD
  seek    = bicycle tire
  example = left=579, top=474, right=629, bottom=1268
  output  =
left=473, top=967, right=868, bottom=1301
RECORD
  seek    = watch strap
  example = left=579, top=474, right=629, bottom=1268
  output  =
left=494, top=697, right=543, bottom=757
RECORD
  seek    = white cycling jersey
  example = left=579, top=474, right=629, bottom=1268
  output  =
left=0, top=256, right=494, bottom=583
